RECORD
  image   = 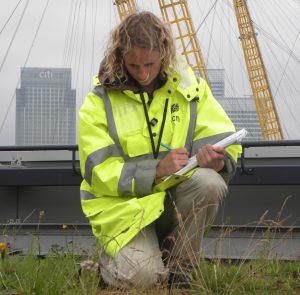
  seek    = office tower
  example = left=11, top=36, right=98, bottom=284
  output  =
left=16, top=68, right=76, bottom=145
left=217, top=96, right=263, bottom=141
left=205, top=69, right=262, bottom=140
left=195, top=69, right=225, bottom=99
left=207, top=69, right=225, bottom=99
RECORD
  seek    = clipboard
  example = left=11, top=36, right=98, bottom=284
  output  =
left=154, top=129, right=247, bottom=192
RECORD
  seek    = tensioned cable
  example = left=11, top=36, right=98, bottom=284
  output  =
left=260, top=33, right=300, bottom=136
left=278, top=0, right=300, bottom=32
left=229, top=0, right=297, bottom=121
left=251, top=1, right=299, bottom=62
left=251, top=0, right=300, bottom=137
left=198, top=0, right=299, bottom=138
left=261, top=29, right=300, bottom=99
left=56, top=1, right=79, bottom=144
left=249, top=1, right=288, bottom=132
left=89, top=0, right=98, bottom=82
left=0, top=0, right=23, bottom=35
left=194, top=0, right=219, bottom=35
left=70, top=1, right=82, bottom=67
left=55, top=0, right=88, bottom=143
left=67, top=1, right=80, bottom=67
left=193, top=0, right=248, bottom=118
left=253, top=2, right=300, bottom=93
left=63, top=0, right=81, bottom=67
left=73, top=0, right=88, bottom=101
left=274, top=30, right=300, bottom=97
left=180, top=0, right=219, bottom=54
left=205, top=1, right=217, bottom=67
left=0, top=0, right=51, bottom=135
left=284, top=1, right=300, bottom=34
left=0, top=0, right=30, bottom=72
left=72, top=1, right=85, bottom=85
left=254, top=23, right=300, bottom=64
left=203, top=0, right=268, bottom=131
left=219, top=1, right=252, bottom=111
left=201, top=0, right=249, bottom=100
left=61, top=0, right=76, bottom=66
left=223, top=1, right=238, bottom=100
left=250, top=0, right=299, bottom=84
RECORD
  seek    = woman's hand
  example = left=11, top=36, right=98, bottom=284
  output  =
left=196, top=144, right=225, bottom=172
left=155, top=148, right=189, bottom=180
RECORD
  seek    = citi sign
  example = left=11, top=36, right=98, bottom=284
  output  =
left=39, top=69, right=53, bottom=79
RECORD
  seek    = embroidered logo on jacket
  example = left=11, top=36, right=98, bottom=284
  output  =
left=171, top=103, right=179, bottom=113
left=171, top=103, right=180, bottom=122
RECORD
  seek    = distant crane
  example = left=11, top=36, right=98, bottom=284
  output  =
left=233, top=0, right=283, bottom=140
left=114, top=0, right=284, bottom=140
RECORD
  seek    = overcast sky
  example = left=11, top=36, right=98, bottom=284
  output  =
left=0, top=0, right=300, bottom=145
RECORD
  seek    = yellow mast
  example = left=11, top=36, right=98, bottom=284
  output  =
left=114, top=0, right=137, bottom=20
left=233, top=0, right=283, bottom=140
left=158, top=0, right=210, bottom=85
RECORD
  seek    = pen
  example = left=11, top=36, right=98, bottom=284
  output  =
left=160, top=143, right=172, bottom=151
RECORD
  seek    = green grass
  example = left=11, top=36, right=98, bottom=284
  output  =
left=0, top=253, right=95, bottom=295
left=0, top=249, right=299, bottom=295
left=193, top=258, right=300, bottom=294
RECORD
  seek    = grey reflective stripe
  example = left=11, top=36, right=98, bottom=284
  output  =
left=185, top=99, right=197, bottom=152
left=80, top=190, right=96, bottom=200
left=118, top=162, right=136, bottom=196
left=118, top=159, right=159, bottom=197
left=85, top=144, right=120, bottom=185
left=92, top=86, right=128, bottom=161
left=135, top=159, right=159, bottom=196
left=191, top=132, right=234, bottom=155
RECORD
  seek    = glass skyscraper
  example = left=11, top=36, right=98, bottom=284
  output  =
left=206, top=69, right=262, bottom=141
left=16, top=68, right=76, bottom=145
left=207, top=69, right=225, bottom=99
left=217, top=96, right=263, bottom=141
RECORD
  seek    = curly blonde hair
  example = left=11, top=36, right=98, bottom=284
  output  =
left=100, top=11, right=176, bottom=84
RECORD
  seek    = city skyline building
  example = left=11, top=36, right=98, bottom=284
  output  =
left=207, top=69, right=225, bottom=99
left=206, top=69, right=262, bottom=140
left=16, top=67, right=76, bottom=145
left=217, top=95, right=263, bottom=141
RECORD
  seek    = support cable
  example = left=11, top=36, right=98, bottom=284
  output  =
left=274, top=30, right=300, bottom=97
left=0, top=0, right=23, bottom=35
left=0, top=0, right=30, bottom=72
left=0, top=0, right=51, bottom=135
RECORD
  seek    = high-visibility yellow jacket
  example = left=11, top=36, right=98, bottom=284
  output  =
left=78, top=59, right=242, bottom=257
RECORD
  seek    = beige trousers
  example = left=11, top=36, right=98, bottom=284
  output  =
left=99, top=168, right=228, bottom=289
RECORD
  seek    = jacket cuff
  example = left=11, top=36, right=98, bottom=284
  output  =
left=135, top=159, right=160, bottom=196
left=220, top=152, right=237, bottom=183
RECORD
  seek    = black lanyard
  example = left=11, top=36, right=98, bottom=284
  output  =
left=140, top=92, right=169, bottom=159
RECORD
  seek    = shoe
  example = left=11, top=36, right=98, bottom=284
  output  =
left=168, top=272, right=191, bottom=289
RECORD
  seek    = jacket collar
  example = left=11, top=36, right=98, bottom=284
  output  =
left=94, top=55, right=201, bottom=102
